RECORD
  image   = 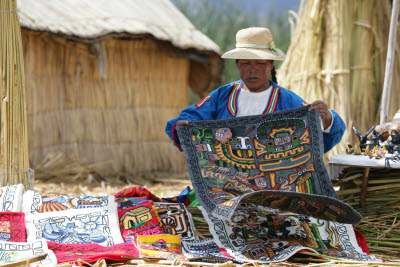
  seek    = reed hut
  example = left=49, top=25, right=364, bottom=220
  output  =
left=278, top=0, right=400, bottom=158
left=17, top=0, right=222, bottom=175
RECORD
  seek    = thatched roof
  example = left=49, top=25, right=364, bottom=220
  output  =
left=17, top=0, right=220, bottom=53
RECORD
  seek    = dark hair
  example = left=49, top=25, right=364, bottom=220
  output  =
left=235, top=59, right=278, bottom=84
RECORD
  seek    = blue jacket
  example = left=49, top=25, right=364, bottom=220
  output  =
left=166, top=80, right=345, bottom=153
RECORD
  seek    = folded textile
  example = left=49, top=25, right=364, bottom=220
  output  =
left=25, top=203, right=124, bottom=246
left=22, top=190, right=114, bottom=215
left=0, top=239, right=57, bottom=266
left=114, top=187, right=162, bottom=202
left=154, top=202, right=198, bottom=241
left=0, top=212, right=25, bottom=242
left=117, top=198, right=163, bottom=242
left=200, top=206, right=381, bottom=263
left=47, top=241, right=140, bottom=264
left=182, top=238, right=242, bottom=263
left=0, top=184, right=24, bottom=212
left=137, top=234, right=185, bottom=260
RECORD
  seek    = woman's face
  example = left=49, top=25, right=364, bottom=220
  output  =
left=237, top=59, right=274, bottom=92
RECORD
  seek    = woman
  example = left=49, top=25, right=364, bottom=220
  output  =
left=165, top=27, right=345, bottom=153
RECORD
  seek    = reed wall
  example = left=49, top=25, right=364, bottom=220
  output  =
left=22, top=29, right=189, bottom=175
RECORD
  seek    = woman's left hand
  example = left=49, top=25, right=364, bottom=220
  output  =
left=309, top=100, right=333, bottom=130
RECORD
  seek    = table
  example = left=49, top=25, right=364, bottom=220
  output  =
left=328, top=153, right=400, bottom=207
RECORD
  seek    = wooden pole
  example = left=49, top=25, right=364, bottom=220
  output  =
left=380, top=0, right=400, bottom=124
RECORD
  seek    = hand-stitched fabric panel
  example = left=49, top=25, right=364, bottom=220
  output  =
left=25, top=204, right=124, bottom=246
left=154, top=202, right=198, bottom=241
left=182, top=238, right=241, bottom=263
left=138, top=234, right=185, bottom=260
left=176, top=106, right=360, bottom=224
left=0, top=240, right=57, bottom=266
left=117, top=198, right=163, bottom=242
left=0, top=212, right=25, bottom=242
left=47, top=241, right=140, bottom=264
left=0, top=184, right=24, bottom=212
left=22, top=190, right=113, bottom=215
left=200, top=206, right=381, bottom=263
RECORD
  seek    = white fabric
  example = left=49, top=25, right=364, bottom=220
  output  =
left=0, top=184, right=24, bottom=212
left=320, top=110, right=334, bottom=133
left=236, top=86, right=272, bottom=117
left=25, top=199, right=124, bottom=246
left=328, top=153, right=400, bottom=180
left=0, top=239, right=57, bottom=266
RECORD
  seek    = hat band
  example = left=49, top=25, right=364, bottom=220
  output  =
left=236, top=44, right=271, bottom=49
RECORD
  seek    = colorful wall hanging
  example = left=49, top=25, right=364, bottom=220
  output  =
left=176, top=106, right=361, bottom=224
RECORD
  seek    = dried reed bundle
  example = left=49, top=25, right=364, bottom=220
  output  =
left=0, top=0, right=30, bottom=188
left=334, top=167, right=400, bottom=259
left=278, top=0, right=400, bottom=159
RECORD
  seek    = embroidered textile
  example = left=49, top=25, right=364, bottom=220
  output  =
left=25, top=204, right=124, bottom=246
left=137, top=234, right=185, bottom=260
left=154, top=202, right=198, bottom=241
left=182, top=238, right=241, bottom=263
left=176, top=106, right=360, bottom=224
left=0, top=239, right=57, bottom=266
left=22, top=190, right=113, bottom=215
left=0, top=212, right=25, bottom=242
left=47, top=241, right=140, bottom=264
left=0, top=184, right=24, bottom=212
left=117, top=199, right=163, bottom=242
left=200, top=206, right=380, bottom=263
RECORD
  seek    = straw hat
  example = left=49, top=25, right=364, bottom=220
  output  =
left=221, top=27, right=286, bottom=61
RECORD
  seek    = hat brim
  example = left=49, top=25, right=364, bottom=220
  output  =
left=221, top=48, right=286, bottom=61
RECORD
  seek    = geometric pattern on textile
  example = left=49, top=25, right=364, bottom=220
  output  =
left=0, top=239, right=57, bottom=266
left=177, top=106, right=361, bottom=224
left=47, top=241, right=140, bottom=264
left=0, top=212, right=25, bottom=242
left=200, top=206, right=381, bottom=263
left=154, top=202, right=198, bottom=241
left=137, top=234, right=185, bottom=260
left=182, top=238, right=242, bottom=263
left=25, top=203, right=124, bottom=246
left=0, top=184, right=24, bottom=212
left=117, top=199, right=163, bottom=242
left=22, top=190, right=113, bottom=215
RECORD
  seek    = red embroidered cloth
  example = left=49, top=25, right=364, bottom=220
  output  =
left=47, top=241, right=140, bottom=263
left=0, top=212, right=25, bottom=242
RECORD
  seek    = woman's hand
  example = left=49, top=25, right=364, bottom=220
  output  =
left=309, top=100, right=333, bottom=130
